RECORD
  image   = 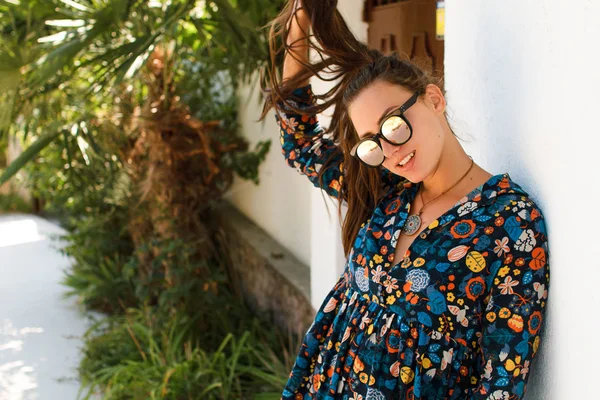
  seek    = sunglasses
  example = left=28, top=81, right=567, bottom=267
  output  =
left=350, top=92, right=420, bottom=167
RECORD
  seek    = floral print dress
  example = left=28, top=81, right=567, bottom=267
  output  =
left=274, top=85, right=550, bottom=400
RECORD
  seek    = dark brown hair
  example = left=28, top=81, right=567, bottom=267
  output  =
left=259, top=0, right=442, bottom=258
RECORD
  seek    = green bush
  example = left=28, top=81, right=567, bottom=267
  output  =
left=77, top=307, right=292, bottom=400
left=62, top=227, right=295, bottom=399
left=0, top=191, right=32, bottom=213
left=1, top=1, right=295, bottom=397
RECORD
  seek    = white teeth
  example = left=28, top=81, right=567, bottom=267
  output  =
left=398, top=151, right=415, bottom=167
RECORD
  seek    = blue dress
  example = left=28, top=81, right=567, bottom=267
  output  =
left=274, top=85, right=550, bottom=400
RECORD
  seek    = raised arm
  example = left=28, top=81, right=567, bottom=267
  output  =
left=275, top=3, right=344, bottom=198
left=275, top=84, right=344, bottom=198
left=274, top=1, right=403, bottom=199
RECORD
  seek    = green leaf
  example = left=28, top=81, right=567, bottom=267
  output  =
left=0, top=124, right=63, bottom=185
left=0, top=68, right=20, bottom=133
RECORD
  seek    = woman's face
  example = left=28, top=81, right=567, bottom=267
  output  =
left=348, top=80, right=447, bottom=183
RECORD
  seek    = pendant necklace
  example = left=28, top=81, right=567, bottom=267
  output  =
left=402, top=157, right=475, bottom=236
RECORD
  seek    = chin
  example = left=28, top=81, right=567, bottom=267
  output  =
left=388, top=160, right=426, bottom=184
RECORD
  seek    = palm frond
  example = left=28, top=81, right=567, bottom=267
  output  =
left=0, top=121, right=63, bottom=184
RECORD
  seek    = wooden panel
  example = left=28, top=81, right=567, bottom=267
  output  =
left=364, top=0, right=444, bottom=81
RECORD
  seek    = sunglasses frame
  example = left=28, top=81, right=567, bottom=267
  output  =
left=350, top=91, right=420, bottom=168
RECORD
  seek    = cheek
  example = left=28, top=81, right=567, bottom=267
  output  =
left=410, top=121, right=444, bottom=165
left=414, top=118, right=444, bottom=148
left=382, top=159, right=397, bottom=171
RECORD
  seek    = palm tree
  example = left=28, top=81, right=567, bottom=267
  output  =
left=0, top=0, right=279, bottom=285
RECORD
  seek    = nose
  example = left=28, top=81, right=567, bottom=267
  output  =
left=379, top=139, right=401, bottom=159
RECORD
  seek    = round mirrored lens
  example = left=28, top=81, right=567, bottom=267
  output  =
left=356, top=140, right=384, bottom=166
left=381, top=116, right=411, bottom=144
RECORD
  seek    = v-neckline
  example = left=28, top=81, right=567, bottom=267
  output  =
left=387, top=173, right=506, bottom=271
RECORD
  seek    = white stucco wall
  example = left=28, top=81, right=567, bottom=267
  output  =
left=231, top=82, right=313, bottom=267
left=445, top=1, right=600, bottom=398
left=232, top=1, right=368, bottom=311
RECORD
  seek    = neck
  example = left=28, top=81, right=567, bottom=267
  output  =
left=420, top=134, right=473, bottom=200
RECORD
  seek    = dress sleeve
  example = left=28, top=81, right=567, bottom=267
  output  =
left=471, top=197, right=550, bottom=399
left=274, top=84, right=344, bottom=199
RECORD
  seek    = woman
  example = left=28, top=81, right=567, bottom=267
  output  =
left=260, top=1, right=550, bottom=399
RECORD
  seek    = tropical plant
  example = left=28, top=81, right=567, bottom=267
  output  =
left=77, top=306, right=295, bottom=400
left=0, top=0, right=279, bottom=278
left=0, top=0, right=278, bottom=188
left=1, top=0, right=298, bottom=398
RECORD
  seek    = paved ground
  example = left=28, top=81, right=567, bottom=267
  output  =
left=0, top=213, right=94, bottom=400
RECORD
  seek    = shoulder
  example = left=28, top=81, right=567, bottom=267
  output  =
left=477, top=174, right=546, bottom=227
left=480, top=174, right=549, bottom=278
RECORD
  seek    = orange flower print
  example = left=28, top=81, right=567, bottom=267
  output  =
left=494, top=237, right=510, bottom=257
left=370, top=265, right=386, bottom=284
left=465, top=276, right=486, bottom=301
left=528, top=311, right=543, bottom=335
left=413, top=257, right=425, bottom=267
left=383, top=276, right=399, bottom=293
left=498, top=276, right=520, bottom=295
left=498, top=307, right=511, bottom=318
left=450, top=220, right=476, bottom=238
left=286, top=118, right=299, bottom=133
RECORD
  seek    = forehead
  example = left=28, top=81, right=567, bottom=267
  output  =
left=348, top=81, right=414, bottom=138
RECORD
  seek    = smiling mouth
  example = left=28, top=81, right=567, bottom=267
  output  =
left=398, top=151, right=415, bottom=167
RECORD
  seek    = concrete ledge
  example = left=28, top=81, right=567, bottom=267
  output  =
left=212, top=201, right=315, bottom=337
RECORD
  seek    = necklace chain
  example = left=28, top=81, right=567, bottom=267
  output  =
left=402, top=157, right=475, bottom=236
left=416, top=157, right=475, bottom=217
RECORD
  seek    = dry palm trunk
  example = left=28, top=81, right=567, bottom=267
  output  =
left=125, top=46, right=237, bottom=289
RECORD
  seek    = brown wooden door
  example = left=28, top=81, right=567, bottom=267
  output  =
left=363, top=0, right=444, bottom=82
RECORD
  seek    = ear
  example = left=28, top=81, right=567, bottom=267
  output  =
left=424, top=84, right=446, bottom=114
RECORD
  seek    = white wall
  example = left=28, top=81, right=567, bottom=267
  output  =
left=232, top=1, right=368, bottom=311
left=231, top=81, right=313, bottom=267
left=233, top=77, right=346, bottom=310
left=445, top=1, right=600, bottom=398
